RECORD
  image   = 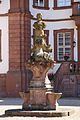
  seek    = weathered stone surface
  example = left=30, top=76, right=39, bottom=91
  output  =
left=5, top=108, right=74, bottom=117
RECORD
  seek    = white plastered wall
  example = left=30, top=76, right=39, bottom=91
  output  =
left=0, top=0, right=10, bottom=73
left=0, top=0, right=10, bottom=14
left=30, top=0, right=72, bottom=19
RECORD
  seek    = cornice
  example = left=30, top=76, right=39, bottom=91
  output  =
left=0, top=11, right=32, bottom=18
left=0, top=13, right=8, bottom=17
left=32, top=17, right=73, bottom=22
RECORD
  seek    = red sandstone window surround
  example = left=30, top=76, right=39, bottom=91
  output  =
left=53, top=0, right=74, bottom=9
left=33, top=0, right=49, bottom=10
left=44, top=30, right=49, bottom=45
left=54, top=29, right=74, bottom=62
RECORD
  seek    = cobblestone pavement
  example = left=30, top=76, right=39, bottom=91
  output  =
left=0, top=97, right=80, bottom=120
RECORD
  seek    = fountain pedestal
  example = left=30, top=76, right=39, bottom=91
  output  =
left=19, top=62, right=62, bottom=110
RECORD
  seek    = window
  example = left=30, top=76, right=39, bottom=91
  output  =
left=57, top=32, right=71, bottom=61
left=33, top=0, right=44, bottom=7
left=57, top=32, right=71, bottom=60
left=54, top=29, right=74, bottom=61
left=57, top=0, right=71, bottom=7
left=33, top=0, right=49, bottom=9
left=54, top=0, right=73, bottom=9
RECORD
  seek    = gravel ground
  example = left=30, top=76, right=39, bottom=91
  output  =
left=0, top=97, right=80, bottom=120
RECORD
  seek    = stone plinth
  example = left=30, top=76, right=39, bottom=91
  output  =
left=19, top=88, right=47, bottom=110
left=5, top=108, right=74, bottom=117
left=20, top=91, right=62, bottom=110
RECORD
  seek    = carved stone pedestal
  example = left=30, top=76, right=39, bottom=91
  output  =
left=20, top=88, right=47, bottom=110
left=19, top=62, right=62, bottom=110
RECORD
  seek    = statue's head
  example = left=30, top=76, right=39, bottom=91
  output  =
left=36, top=13, right=42, bottom=21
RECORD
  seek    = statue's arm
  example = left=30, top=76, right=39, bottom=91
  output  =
left=42, top=22, right=46, bottom=29
left=33, top=22, right=38, bottom=29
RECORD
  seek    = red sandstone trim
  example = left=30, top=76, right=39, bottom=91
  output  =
left=44, top=30, right=49, bottom=45
left=53, top=6, right=72, bottom=10
left=32, top=17, right=73, bottom=22
left=0, top=31, right=1, bottom=60
left=32, top=5, right=50, bottom=10
left=0, top=13, right=8, bottom=17
left=0, top=74, right=6, bottom=97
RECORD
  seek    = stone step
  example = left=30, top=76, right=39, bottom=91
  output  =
left=5, top=108, right=74, bottom=117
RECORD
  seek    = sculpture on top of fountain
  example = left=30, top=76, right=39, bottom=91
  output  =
left=30, top=13, right=53, bottom=63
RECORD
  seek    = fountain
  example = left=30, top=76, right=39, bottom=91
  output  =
left=5, top=13, right=73, bottom=117
left=19, top=13, right=62, bottom=111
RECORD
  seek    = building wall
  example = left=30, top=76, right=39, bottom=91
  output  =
left=0, top=0, right=10, bottom=96
left=0, top=0, right=10, bottom=73
left=30, top=1, right=72, bottom=19
left=30, top=0, right=80, bottom=97
left=30, top=0, right=78, bottom=61
left=0, top=0, right=79, bottom=97
left=0, top=17, right=9, bottom=73
left=0, top=0, right=31, bottom=97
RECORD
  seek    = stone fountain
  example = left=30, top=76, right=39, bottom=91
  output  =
left=5, top=13, right=74, bottom=117
left=19, top=13, right=62, bottom=110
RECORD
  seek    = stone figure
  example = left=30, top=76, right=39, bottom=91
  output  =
left=33, top=13, right=46, bottom=43
left=31, top=13, right=53, bottom=62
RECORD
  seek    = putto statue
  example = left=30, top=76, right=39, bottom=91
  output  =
left=33, top=13, right=46, bottom=41
left=31, top=13, right=53, bottom=63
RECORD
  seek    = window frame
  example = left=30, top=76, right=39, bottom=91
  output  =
left=53, top=0, right=74, bottom=10
left=33, top=0, right=49, bottom=10
left=54, top=29, right=74, bottom=62
left=33, top=0, right=44, bottom=7
left=57, top=32, right=72, bottom=61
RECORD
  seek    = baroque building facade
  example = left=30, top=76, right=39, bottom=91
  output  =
left=0, top=0, right=80, bottom=97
